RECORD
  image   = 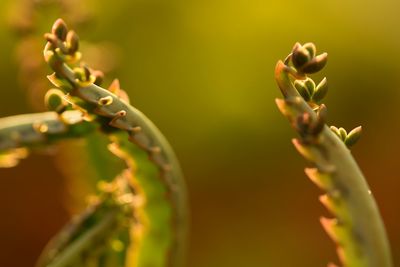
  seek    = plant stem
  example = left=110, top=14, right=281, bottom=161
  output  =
left=0, top=111, right=95, bottom=167
left=275, top=59, right=392, bottom=267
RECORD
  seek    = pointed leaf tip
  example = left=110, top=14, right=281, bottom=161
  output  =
left=294, top=80, right=311, bottom=101
left=108, top=79, right=121, bottom=93
left=338, top=127, right=347, bottom=141
left=292, top=46, right=311, bottom=69
left=303, top=42, right=316, bottom=58
left=52, top=19, right=68, bottom=41
left=345, top=126, right=362, bottom=147
left=66, top=31, right=79, bottom=54
left=313, top=77, right=328, bottom=103
left=320, top=217, right=340, bottom=243
left=300, top=52, right=328, bottom=74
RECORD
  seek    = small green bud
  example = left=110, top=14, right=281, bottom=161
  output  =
left=44, top=33, right=58, bottom=47
left=299, top=53, right=328, bottom=74
left=64, top=52, right=82, bottom=64
left=312, top=78, right=328, bottom=103
left=290, top=43, right=328, bottom=74
left=73, top=66, right=96, bottom=86
left=73, top=67, right=85, bottom=81
left=294, top=80, right=311, bottom=101
left=330, top=126, right=341, bottom=138
left=304, top=78, right=316, bottom=96
left=45, top=89, right=66, bottom=112
left=66, top=30, right=79, bottom=54
left=345, top=126, right=362, bottom=147
left=83, top=65, right=91, bottom=81
left=338, top=127, right=347, bottom=141
left=45, top=33, right=69, bottom=54
left=303, top=43, right=316, bottom=58
left=92, top=70, right=104, bottom=85
left=311, top=104, right=327, bottom=135
left=51, top=19, right=68, bottom=41
left=292, top=45, right=311, bottom=69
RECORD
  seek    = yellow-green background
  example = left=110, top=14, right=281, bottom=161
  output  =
left=0, top=0, right=399, bottom=266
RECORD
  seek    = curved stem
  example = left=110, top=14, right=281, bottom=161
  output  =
left=45, top=209, right=120, bottom=267
left=275, top=60, right=392, bottom=267
left=43, top=19, right=188, bottom=267
left=0, top=111, right=95, bottom=167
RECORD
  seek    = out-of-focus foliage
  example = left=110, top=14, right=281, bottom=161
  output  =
left=0, top=0, right=399, bottom=266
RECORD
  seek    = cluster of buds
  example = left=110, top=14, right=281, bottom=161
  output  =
left=294, top=77, right=328, bottom=109
left=45, top=19, right=80, bottom=62
left=44, top=19, right=104, bottom=87
left=330, top=126, right=362, bottom=148
left=291, top=42, right=328, bottom=74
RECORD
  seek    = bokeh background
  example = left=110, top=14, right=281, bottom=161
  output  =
left=0, top=0, right=399, bottom=266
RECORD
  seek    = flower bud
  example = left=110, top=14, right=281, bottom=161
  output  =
left=51, top=19, right=68, bottom=41
left=312, top=78, right=328, bottom=103
left=83, top=65, right=91, bottom=81
left=45, top=89, right=66, bottom=113
left=304, top=78, right=316, bottom=96
left=330, top=126, right=341, bottom=138
left=338, top=127, right=347, bottom=141
left=291, top=42, right=328, bottom=74
left=294, top=80, right=311, bottom=101
left=66, top=31, right=79, bottom=54
left=292, top=44, right=311, bottom=69
left=92, top=70, right=104, bottom=85
left=73, top=67, right=86, bottom=82
left=299, top=53, right=328, bottom=74
left=303, top=43, right=316, bottom=58
left=311, top=104, right=327, bottom=135
left=345, top=126, right=362, bottom=147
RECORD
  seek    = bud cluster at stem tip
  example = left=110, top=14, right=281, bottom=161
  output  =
left=49, top=19, right=79, bottom=56
left=291, top=42, right=328, bottom=74
left=45, top=19, right=104, bottom=87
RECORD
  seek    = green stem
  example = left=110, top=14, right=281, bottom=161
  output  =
left=0, top=111, right=95, bottom=167
left=43, top=19, right=188, bottom=267
left=35, top=173, right=136, bottom=267
left=275, top=60, right=392, bottom=267
left=43, top=209, right=120, bottom=267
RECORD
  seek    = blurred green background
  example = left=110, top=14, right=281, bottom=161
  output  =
left=0, top=0, right=399, bottom=266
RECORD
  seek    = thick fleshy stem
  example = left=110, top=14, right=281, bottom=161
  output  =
left=275, top=43, right=392, bottom=267
left=43, top=19, right=187, bottom=267
left=35, top=172, right=138, bottom=267
left=0, top=110, right=95, bottom=167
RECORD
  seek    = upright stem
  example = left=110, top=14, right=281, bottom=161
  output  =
left=275, top=57, right=392, bottom=267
